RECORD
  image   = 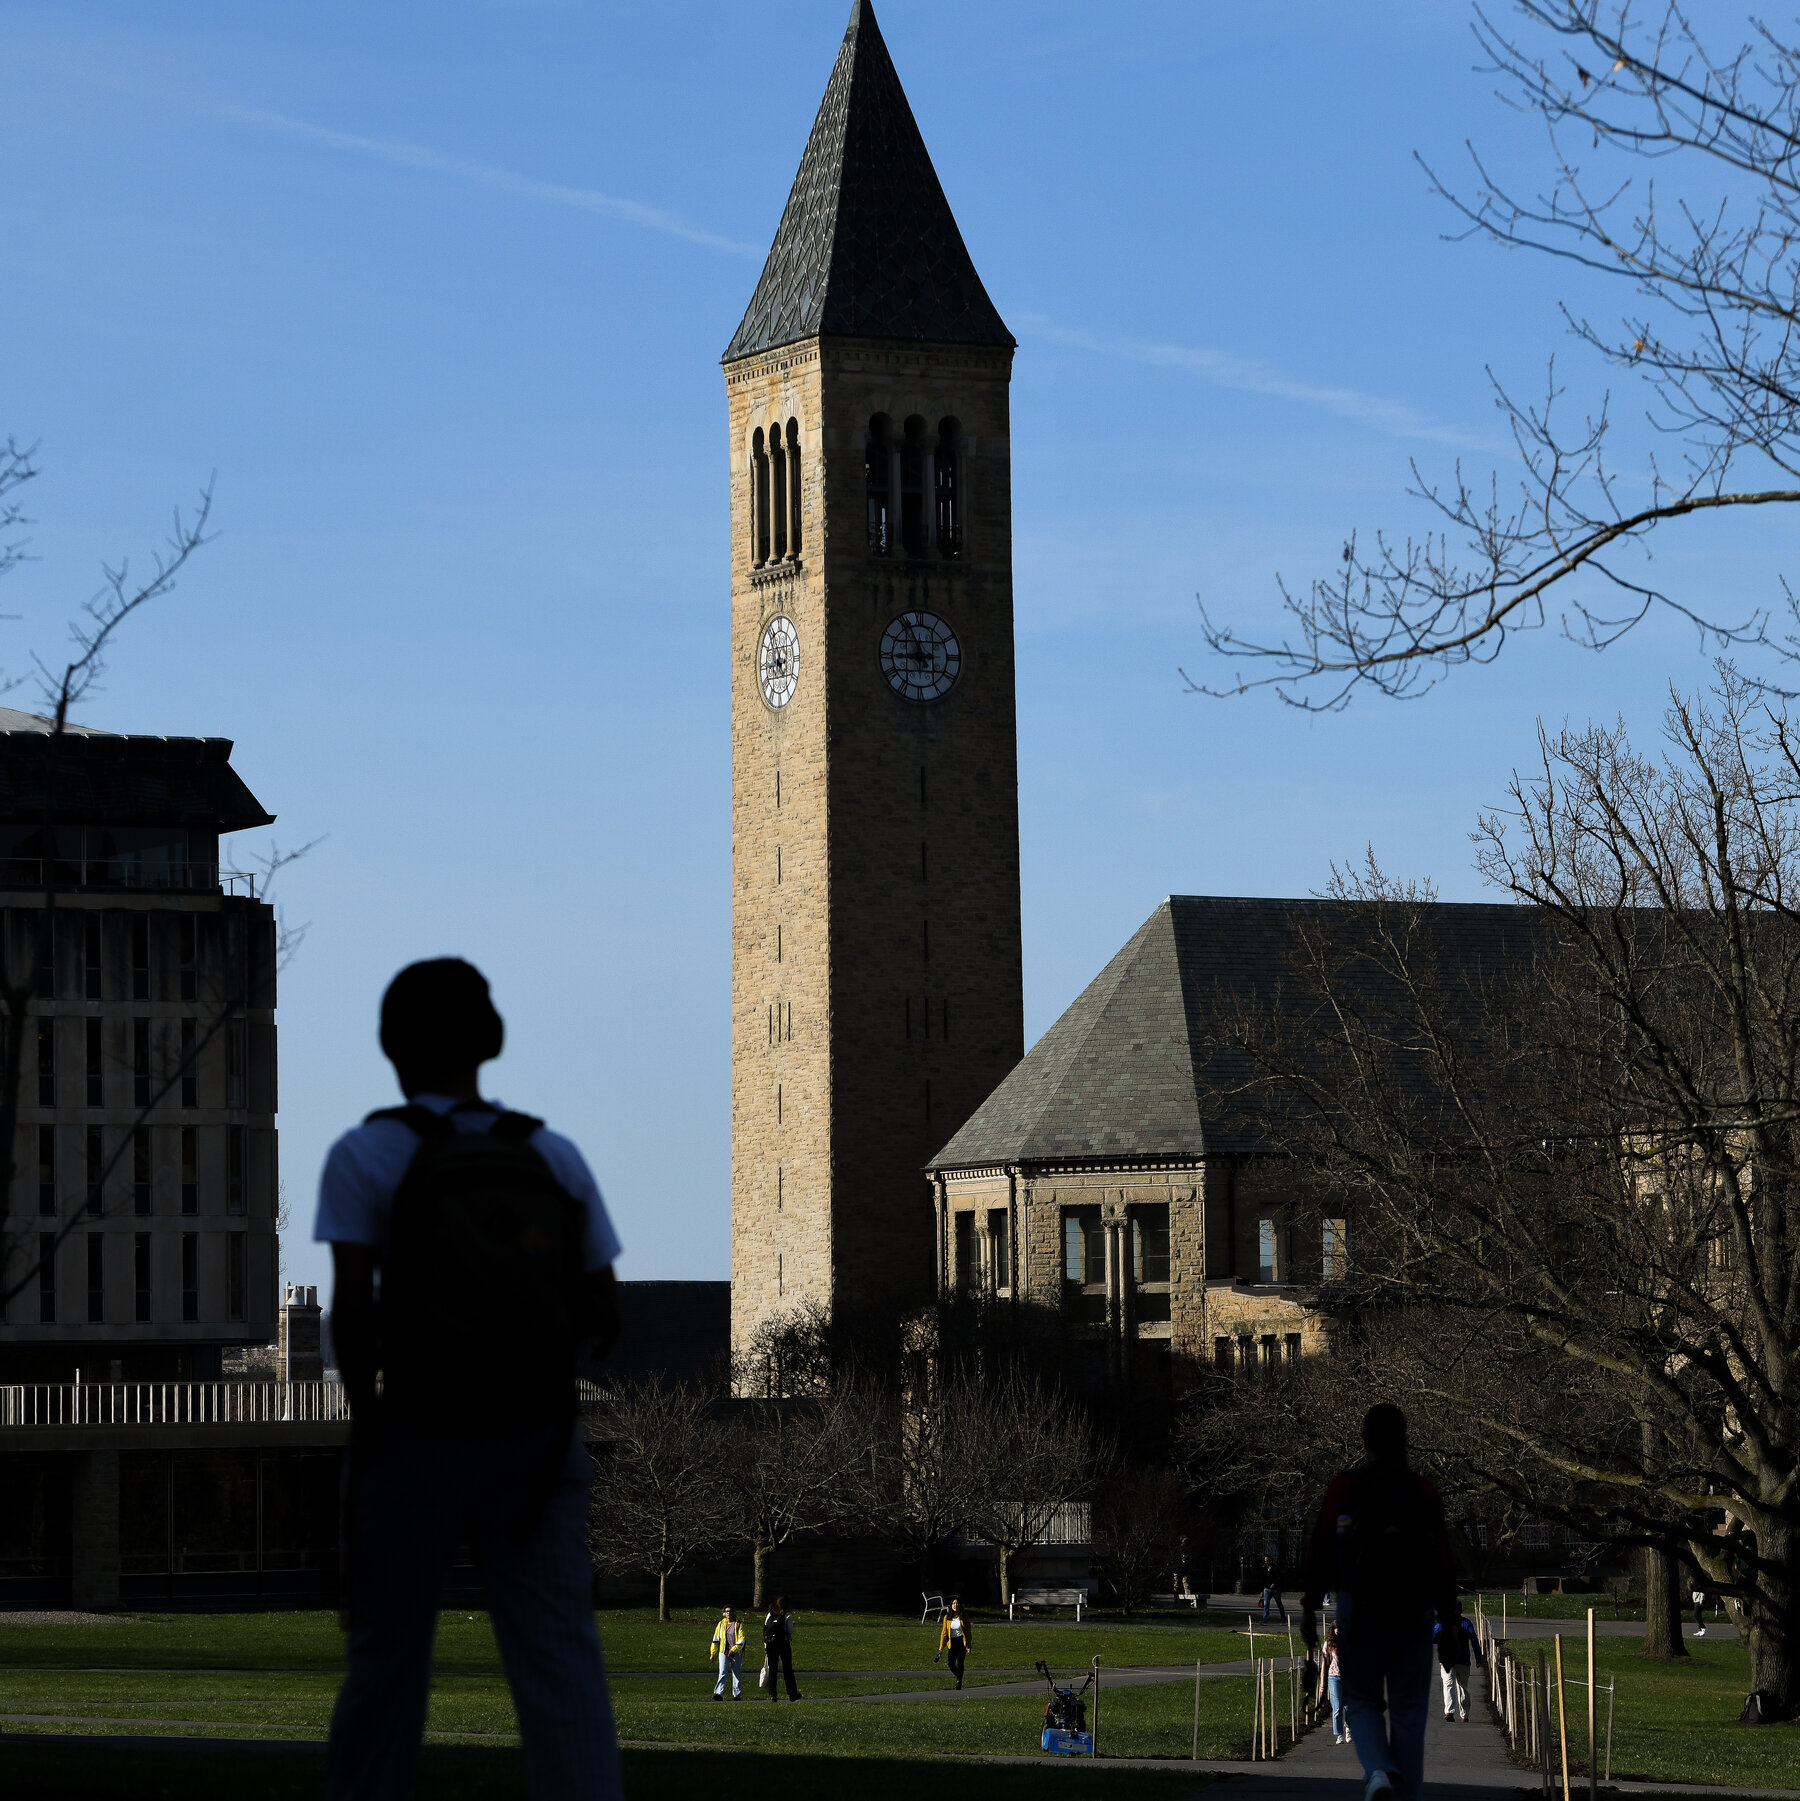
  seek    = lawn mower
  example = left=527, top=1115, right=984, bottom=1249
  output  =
left=1034, top=1658, right=1094, bottom=1755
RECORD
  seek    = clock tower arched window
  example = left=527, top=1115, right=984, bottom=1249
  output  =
left=865, top=414, right=893, bottom=555
left=936, top=418, right=962, bottom=557
left=750, top=428, right=771, bottom=568
left=786, top=419, right=804, bottom=557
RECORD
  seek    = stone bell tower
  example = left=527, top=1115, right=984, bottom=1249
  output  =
left=724, top=0, right=1024, bottom=1363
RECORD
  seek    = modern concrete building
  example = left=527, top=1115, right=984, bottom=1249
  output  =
left=0, top=710, right=280, bottom=1383
left=726, top=0, right=1024, bottom=1358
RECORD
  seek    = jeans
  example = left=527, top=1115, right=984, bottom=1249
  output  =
left=1337, top=1598, right=1437, bottom=1801
left=1438, top=1661, right=1468, bottom=1718
left=1329, top=1671, right=1347, bottom=1735
left=946, top=1641, right=967, bottom=1687
left=1261, top=1584, right=1288, bottom=1623
left=327, top=1423, right=621, bottom=1801
left=714, top=1649, right=743, bottom=1698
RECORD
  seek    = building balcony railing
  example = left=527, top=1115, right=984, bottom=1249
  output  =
left=0, top=860, right=260, bottom=898
left=0, top=1380, right=350, bottom=1426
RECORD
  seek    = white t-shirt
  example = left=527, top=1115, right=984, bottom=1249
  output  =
left=312, top=1093, right=622, bottom=1271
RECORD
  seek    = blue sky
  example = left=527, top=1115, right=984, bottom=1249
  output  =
left=2, top=1, right=1783, bottom=1291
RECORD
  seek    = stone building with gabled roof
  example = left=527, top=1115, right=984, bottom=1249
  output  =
left=926, top=894, right=1535, bottom=1392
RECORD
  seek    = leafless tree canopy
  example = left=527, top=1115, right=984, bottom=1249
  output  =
left=1093, top=1467, right=1192, bottom=1615
left=1196, top=3, right=1800, bottom=707
left=1201, top=675, right=1800, bottom=1709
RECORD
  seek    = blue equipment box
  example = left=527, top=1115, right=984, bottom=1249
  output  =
left=1041, top=1728, right=1093, bottom=1756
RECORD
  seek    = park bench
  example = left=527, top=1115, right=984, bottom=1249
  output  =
left=1008, top=1585, right=1087, bottom=1621
left=920, top=1591, right=946, bottom=1623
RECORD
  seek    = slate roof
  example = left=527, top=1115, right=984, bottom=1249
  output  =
left=929, top=895, right=1541, bottom=1170
left=723, top=0, right=1013, bottom=362
left=0, top=715, right=274, bottom=832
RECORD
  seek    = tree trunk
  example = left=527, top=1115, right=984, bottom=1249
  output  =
left=997, top=1543, right=1012, bottom=1605
left=658, top=1569, right=670, bottom=1623
left=1745, top=1514, right=1798, bottom=1719
left=1642, top=1544, right=1689, bottom=1660
left=753, top=1541, right=769, bottom=1612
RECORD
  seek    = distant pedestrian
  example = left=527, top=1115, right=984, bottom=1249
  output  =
left=1301, top=1403, right=1457, bottom=1801
left=1434, top=1608, right=1483, bottom=1721
left=763, top=1595, right=800, bottom=1702
left=711, top=1606, right=746, bottom=1700
left=1318, top=1621, right=1348, bottom=1743
left=1260, top=1554, right=1288, bottom=1625
left=1692, top=1587, right=1709, bottom=1637
left=936, top=1595, right=974, bottom=1689
left=317, top=959, right=625, bottom=1801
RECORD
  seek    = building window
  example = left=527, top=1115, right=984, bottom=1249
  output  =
left=935, top=418, right=962, bottom=556
left=751, top=427, right=771, bottom=567
left=134, top=1231, right=151, bottom=1322
left=86, top=1126, right=102, bottom=1216
left=38, top=1018, right=54, bottom=1106
left=180, top=1127, right=197, bottom=1215
left=84, top=913, right=102, bottom=1000
left=770, top=422, right=788, bottom=562
left=1285, top=1333, right=1303, bottom=1366
left=37, top=1125, right=55, bottom=1215
left=228, top=1021, right=245, bottom=1109
left=1063, top=1206, right=1105, bottom=1286
left=988, top=1207, right=1010, bottom=1292
left=178, top=914, right=195, bottom=1001
left=86, top=1017, right=103, bottom=1107
left=134, top=1018, right=151, bottom=1108
left=1237, top=1334, right=1254, bottom=1372
left=228, top=1126, right=246, bottom=1216
left=180, top=1231, right=198, bottom=1323
left=137, top=1127, right=155, bottom=1216
left=181, top=1018, right=197, bottom=1107
left=1132, top=1205, right=1171, bottom=1285
left=134, top=913, right=152, bottom=1000
left=1258, top=1213, right=1280, bottom=1284
left=1322, top=1217, right=1348, bottom=1281
left=1214, top=1336, right=1234, bottom=1374
left=35, top=919, right=53, bottom=998
left=87, top=1232, right=104, bottom=1322
left=954, top=1210, right=975, bottom=1292
left=1260, top=1334, right=1278, bottom=1372
left=38, top=1232, right=55, bottom=1322
left=865, top=414, right=893, bottom=554
left=227, top=1232, right=246, bottom=1322
left=900, top=416, right=926, bottom=554
left=785, top=419, right=803, bottom=556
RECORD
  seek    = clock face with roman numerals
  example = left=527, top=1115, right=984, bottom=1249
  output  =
left=759, top=615, right=799, bottom=709
left=879, top=611, right=960, bottom=702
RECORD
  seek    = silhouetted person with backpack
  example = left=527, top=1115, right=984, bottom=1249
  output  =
left=1301, top=1404, right=1457, bottom=1801
left=316, top=959, right=624, bottom=1801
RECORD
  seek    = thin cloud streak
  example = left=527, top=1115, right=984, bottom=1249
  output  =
left=216, top=102, right=761, bottom=259
left=1016, top=312, right=1496, bottom=450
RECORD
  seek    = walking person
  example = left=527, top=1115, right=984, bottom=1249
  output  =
left=711, top=1606, right=746, bottom=1700
left=316, top=959, right=625, bottom=1801
left=1434, top=1608, right=1483, bottom=1722
left=1260, top=1553, right=1289, bottom=1625
left=763, top=1595, right=800, bottom=1702
left=1318, top=1621, right=1349, bottom=1743
left=1692, top=1586, right=1710, bottom=1637
left=936, top=1595, right=973, bottom=1689
left=1301, top=1404, right=1457, bottom=1801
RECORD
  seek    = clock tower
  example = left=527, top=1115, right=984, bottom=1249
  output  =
left=725, top=0, right=1023, bottom=1363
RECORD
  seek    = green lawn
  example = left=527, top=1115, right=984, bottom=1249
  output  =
left=1466, top=1590, right=1647, bottom=1623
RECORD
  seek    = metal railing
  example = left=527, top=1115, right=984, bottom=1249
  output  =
left=0, top=1380, right=350, bottom=1425
left=0, top=860, right=257, bottom=897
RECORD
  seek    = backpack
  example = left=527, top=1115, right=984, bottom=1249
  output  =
left=1338, top=1463, right=1441, bottom=1618
left=374, top=1105, right=589, bottom=1429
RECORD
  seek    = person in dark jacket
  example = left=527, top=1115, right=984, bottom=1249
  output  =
left=1260, top=1554, right=1288, bottom=1624
left=763, top=1596, right=800, bottom=1702
left=1302, top=1404, right=1457, bottom=1801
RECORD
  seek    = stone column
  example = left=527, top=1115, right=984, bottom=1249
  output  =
left=1006, top=1167, right=1020, bottom=1302
left=71, top=1448, right=120, bottom=1610
left=933, top=1176, right=947, bottom=1297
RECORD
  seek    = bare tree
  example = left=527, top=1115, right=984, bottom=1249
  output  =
left=586, top=1379, right=729, bottom=1622
left=1195, top=3, right=1800, bottom=707
left=959, top=1372, right=1099, bottom=1605
left=1203, top=675, right=1800, bottom=1709
left=1093, top=1467, right=1192, bottom=1615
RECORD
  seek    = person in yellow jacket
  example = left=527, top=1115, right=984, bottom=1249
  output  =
left=710, top=1606, right=746, bottom=1700
left=935, top=1596, right=974, bottom=1689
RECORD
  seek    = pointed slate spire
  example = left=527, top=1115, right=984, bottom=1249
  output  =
left=723, top=0, right=1013, bottom=362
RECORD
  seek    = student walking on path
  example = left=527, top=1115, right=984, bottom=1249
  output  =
left=711, top=1607, right=746, bottom=1700
left=316, top=959, right=625, bottom=1801
left=936, top=1596, right=973, bottom=1689
left=763, top=1596, right=801, bottom=1702
left=1260, top=1554, right=1289, bottom=1624
left=1434, top=1609, right=1483, bottom=1722
left=1318, top=1621, right=1349, bottom=1742
left=1302, top=1403, right=1458, bottom=1801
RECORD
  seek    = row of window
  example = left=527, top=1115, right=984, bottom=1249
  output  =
left=36, top=1124, right=247, bottom=1217
left=33, top=1014, right=250, bottom=1110
left=1250, top=1213, right=1348, bottom=1285
left=35, top=1228, right=247, bottom=1324
left=749, top=419, right=803, bottom=568
left=1215, top=1333, right=1304, bottom=1374
left=19, top=910, right=201, bottom=1000
left=866, top=415, right=962, bottom=558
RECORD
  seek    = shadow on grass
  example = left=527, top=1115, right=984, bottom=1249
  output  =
left=2, top=1735, right=1218, bottom=1800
